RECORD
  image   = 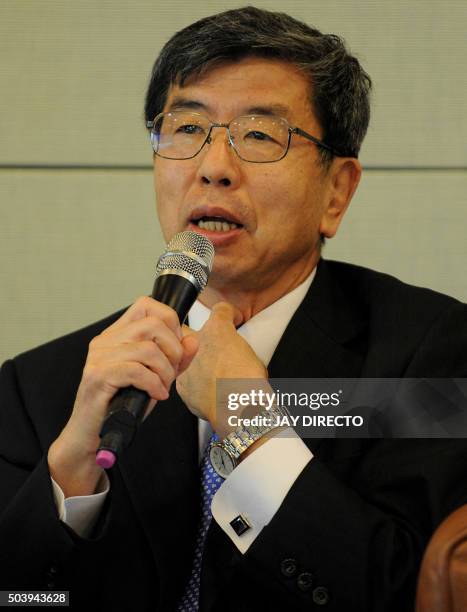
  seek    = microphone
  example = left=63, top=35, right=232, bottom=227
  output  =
left=95, top=230, right=214, bottom=469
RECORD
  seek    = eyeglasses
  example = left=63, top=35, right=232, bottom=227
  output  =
left=146, top=111, right=343, bottom=163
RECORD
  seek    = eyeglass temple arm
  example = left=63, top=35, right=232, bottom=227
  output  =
left=291, top=127, right=343, bottom=157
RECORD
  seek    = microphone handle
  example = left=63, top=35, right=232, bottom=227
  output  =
left=96, top=274, right=199, bottom=469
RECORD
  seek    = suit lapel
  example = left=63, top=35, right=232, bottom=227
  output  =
left=268, top=258, right=366, bottom=454
left=268, top=258, right=366, bottom=379
left=117, top=390, right=199, bottom=609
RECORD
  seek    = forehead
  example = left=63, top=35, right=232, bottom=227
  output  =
left=163, top=57, right=316, bottom=125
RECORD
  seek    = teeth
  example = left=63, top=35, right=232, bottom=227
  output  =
left=197, top=219, right=239, bottom=232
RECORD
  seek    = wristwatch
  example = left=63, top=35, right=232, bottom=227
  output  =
left=209, top=404, right=290, bottom=478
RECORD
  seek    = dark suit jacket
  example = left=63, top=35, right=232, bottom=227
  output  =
left=1, top=259, right=467, bottom=611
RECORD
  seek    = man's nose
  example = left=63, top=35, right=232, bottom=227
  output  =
left=196, top=127, right=241, bottom=188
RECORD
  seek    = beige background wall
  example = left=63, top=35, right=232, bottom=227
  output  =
left=1, top=0, right=466, bottom=364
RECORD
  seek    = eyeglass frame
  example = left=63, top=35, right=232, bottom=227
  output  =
left=146, top=111, right=345, bottom=163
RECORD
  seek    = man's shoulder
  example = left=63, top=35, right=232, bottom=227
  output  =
left=323, top=259, right=464, bottom=312
left=316, top=260, right=467, bottom=375
left=319, top=259, right=467, bottom=350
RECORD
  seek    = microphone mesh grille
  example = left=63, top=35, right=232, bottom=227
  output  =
left=155, top=254, right=208, bottom=289
left=156, top=231, right=215, bottom=290
left=165, top=230, right=215, bottom=269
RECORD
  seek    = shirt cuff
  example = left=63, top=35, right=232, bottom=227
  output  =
left=211, top=427, right=312, bottom=554
left=50, top=472, right=110, bottom=539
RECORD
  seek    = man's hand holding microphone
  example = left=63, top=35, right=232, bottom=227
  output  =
left=47, top=231, right=211, bottom=497
left=47, top=296, right=199, bottom=498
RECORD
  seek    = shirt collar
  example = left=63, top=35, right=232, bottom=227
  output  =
left=188, top=267, right=316, bottom=367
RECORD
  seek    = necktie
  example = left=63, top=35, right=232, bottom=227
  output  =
left=176, top=433, right=224, bottom=611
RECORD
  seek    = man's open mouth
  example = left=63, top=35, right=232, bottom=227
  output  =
left=191, top=216, right=243, bottom=232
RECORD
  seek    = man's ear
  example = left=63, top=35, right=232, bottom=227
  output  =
left=319, top=158, right=362, bottom=238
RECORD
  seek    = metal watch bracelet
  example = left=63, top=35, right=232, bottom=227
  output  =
left=222, top=403, right=291, bottom=460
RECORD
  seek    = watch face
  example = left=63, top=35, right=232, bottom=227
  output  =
left=209, top=444, right=236, bottom=479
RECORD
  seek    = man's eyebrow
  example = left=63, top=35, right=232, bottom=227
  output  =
left=166, top=97, right=291, bottom=119
left=243, top=104, right=291, bottom=118
left=167, top=97, right=210, bottom=112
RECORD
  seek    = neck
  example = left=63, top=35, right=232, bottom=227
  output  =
left=199, top=255, right=319, bottom=323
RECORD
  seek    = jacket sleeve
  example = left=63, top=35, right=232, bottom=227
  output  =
left=239, top=438, right=467, bottom=612
left=0, top=359, right=107, bottom=590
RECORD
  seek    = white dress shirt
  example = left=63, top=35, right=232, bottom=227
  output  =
left=51, top=269, right=315, bottom=551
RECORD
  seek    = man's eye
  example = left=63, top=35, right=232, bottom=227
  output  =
left=245, top=130, right=273, bottom=141
left=176, top=124, right=204, bottom=135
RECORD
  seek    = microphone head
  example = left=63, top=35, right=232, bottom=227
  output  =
left=155, top=230, right=215, bottom=291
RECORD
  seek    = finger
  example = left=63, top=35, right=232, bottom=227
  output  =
left=177, top=334, right=200, bottom=374
left=84, top=361, right=170, bottom=402
left=142, top=398, right=158, bottom=422
left=209, top=301, right=243, bottom=328
left=181, top=323, right=197, bottom=337
left=103, top=296, right=182, bottom=339
left=97, top=317, right=184, bottom=366
left=92, top=341, right=177, bottom=390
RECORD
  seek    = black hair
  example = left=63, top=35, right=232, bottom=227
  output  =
left=144, top=6, right=372, bottom=169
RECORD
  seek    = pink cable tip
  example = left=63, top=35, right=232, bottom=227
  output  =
left=96, top=449, right=116, bottom=469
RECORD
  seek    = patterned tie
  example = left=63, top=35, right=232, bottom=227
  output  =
left=176, top=433, right=224, bottom=611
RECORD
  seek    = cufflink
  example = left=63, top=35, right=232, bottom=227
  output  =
left=230, top=514, right=251, bottom=536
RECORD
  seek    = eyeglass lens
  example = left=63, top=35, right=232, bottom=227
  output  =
left=152, top=112, right=290, bottom=162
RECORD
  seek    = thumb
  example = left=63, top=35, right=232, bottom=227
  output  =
left=208, top=301, right=243, bottom=328
left=177, top=332, right=199, bottom=374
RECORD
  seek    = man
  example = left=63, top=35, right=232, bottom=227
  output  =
left=1, top=6, right=466, bottom=612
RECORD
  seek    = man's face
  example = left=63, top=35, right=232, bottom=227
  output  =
left=153, top=57, right=346, bottom=294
